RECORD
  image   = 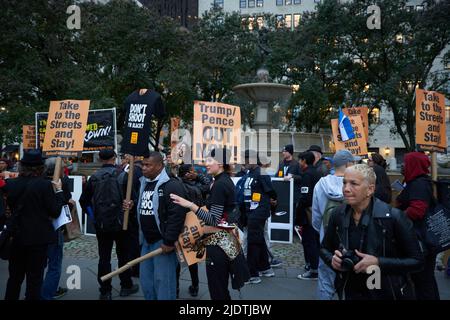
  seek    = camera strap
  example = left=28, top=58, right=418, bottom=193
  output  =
left=358, top=213, right=370, bottom=251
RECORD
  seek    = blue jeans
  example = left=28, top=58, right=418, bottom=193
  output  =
left=41, top=229, right=64, bottom=300
left=140, top=239, right=177, bottom=300
left=317, top=258, right=336, bottom=300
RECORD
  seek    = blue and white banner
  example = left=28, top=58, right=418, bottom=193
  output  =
left=338, top=107, right=355, bottom=141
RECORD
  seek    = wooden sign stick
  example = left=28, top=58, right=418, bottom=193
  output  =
left=122, top=155, right=134, bottom=230
left=101, top=248, right=162, bottom=282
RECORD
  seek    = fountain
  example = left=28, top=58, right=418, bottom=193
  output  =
left=233, top=68, right=292, bottom=130
left=232, top=29, right=292, bottom=130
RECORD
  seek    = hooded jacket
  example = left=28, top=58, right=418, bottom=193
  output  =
left=312, top=175, right=345, bottom=241
left=396, top=152, right=432, bottom=221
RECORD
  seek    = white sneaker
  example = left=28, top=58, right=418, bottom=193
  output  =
left=245, top=277, right=262, bottom=284
left=259, top=268, right=275, bottom=277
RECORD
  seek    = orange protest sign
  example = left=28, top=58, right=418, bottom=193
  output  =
left=175, top=212, right=206, bottom=266
left=22, top=125, right=36, bottom=149
left=342, top=107, right=369, bottom=140
left=192, top=101, right=241, bottom=164
left=42, top=100, right=90, bottom=157
left=415, top=89, right=447, bottom=153
left=331, top=115, right=368, bottom=156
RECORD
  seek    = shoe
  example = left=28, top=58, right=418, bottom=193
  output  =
left=270, top=259, right=283, bottom=268
left=99, top=292, right=112, bottom=300
left=297, top=270, right=318, bottom=280
left=119, top=284, right=139, bottom=297
left=53, top=287, right=68, bottom=299
left=245, top=277, right=262, bottom=284
left=259, top=268, right=275, bottom=277
left=188, top=285, right=199, bottom=297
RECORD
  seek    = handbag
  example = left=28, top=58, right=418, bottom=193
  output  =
left=63, top=205, right=82, bottom=242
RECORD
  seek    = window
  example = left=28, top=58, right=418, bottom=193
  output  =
left=257, top=16, right=264, bottom=28
left=248, top=0, right=255, bottom=8
left=240, top=0, right=246, bottom=8
left=370, top=107, right=380, bottom=124
left=276, top=0, right=283, bottom=6
left=214, top=0, right=224, bottom=9
left=294, top=0, right=301, bottom=4
left=285, top=0, right=292, bottom=5
left=446, top=106, right=450, bottom=123
left=293, top=14, right=301, bottom=27
left=416, top=5, right=424, bottom=11
left=257, top=0, right=263, bottom=7
left=285, top=14, right=292, bottom=29
left=276, top=15, right=283, bottom=28
left=314, top=0, right=321, bottom=3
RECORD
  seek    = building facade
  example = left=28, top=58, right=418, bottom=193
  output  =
left=140, top=0, right=199, bottom=28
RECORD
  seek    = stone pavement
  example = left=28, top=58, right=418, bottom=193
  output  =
left=1, top=235, right=449, bottom=300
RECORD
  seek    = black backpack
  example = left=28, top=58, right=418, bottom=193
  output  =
left=91, top=168, right=123, bottom=232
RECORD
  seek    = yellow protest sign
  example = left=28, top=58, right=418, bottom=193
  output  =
left=342, top=106, right=369, bottom=140
left=192, top=101, right=241, bottom=164
left=415, top=89, right=447, bottom=153
left=331, top=115, right=368, bottom=156
left=42, top=100, right=90, bottom=157
left=22, top=125, right=36, bottom=149
left=175, top=212, right=206, bottom=266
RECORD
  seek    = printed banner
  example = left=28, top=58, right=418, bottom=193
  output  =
left=22, top=125, right=36, bottom=149
left=192, top=101, right=241, bottom=164
left=175, top=212, right=206, bottom=266
left=331, top=115, right=368, bottom=156
left=342, top=106, right=369, bottom=140
left=416, top=89, right=447, bottom=153
left=42, top=100, right=90, bottom=157
left=36, top=109, right=116, bottom=153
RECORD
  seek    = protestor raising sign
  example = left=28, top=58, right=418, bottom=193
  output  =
left=121, top=89, right=166, bottom=156
left=415, top=89, right=447, bottom=153
left=331, top=115, right=368, bottom=157
left=192, top=101, right=241, bottom=164
left=42, top=100, right=90, bottom=157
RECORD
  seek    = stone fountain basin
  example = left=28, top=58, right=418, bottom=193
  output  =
left=233, top=83, right=292, bottom=102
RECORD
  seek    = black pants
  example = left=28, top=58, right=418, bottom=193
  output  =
left=302, top=224, right=320, bottom=270
left=247, top=243, right=270, bottom=277
left=5, top=239, right=48, bottom=300
left=176, top=263, right=199, bottom=290
left=96, top=229, right=133, bottom=294
left=411, top=252, right=440, bottom=300
left=206, top=245, right=231, bottom=300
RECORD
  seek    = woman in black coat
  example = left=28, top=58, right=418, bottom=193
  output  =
left=320, top=164, right=423, bottom=300
left=3, top=150, right=64, bottom=300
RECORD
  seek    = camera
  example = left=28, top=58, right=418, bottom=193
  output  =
left=340, top=250, right=361, bottom=272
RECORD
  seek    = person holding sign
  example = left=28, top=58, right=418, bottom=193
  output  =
left=123, top=151, right=187, bottom=300
left=3, top=150, right=64, bottom=300
left=170, top=148, right=250, bottom=300
left=395, top=152, right=440, bottom=300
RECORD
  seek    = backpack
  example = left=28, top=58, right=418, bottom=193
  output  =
left=179, top=179, right=204, bottom=207
left=91, top=168, right=123, bottom=232
left=323, top=198, right=343, bottom=230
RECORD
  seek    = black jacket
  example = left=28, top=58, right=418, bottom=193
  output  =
left=276, top=159, right=302, bottom=202
left=373, top=164, right=392, bottom=204
left=320, top=198, right=424, bottom=300
left=297, top=165, right=321, bottom=226
left=141, top=177, right=188, bottom=246
left=4, top=176, right=64, bottom=246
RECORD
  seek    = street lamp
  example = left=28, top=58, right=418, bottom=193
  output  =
left=384, top=147, right=390, bottom=158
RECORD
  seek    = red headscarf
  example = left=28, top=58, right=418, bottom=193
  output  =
left=403, top=152, right=430, bottom=183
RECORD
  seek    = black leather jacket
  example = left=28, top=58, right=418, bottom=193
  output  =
left=320, top=198, right=424, bottom=300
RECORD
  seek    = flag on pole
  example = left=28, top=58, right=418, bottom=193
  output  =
left=338, top=107, right=355, bottom=141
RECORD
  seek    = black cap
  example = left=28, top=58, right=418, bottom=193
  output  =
left=99, top=149, right=116, bottom=160
left=20, top=149, right=44, bottom=166
left=282, top=144, right=294, bottom=155
left=307, top=145, right=322, bottom=154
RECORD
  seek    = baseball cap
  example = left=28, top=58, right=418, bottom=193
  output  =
left=333, top=150, right=357, bottom=167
